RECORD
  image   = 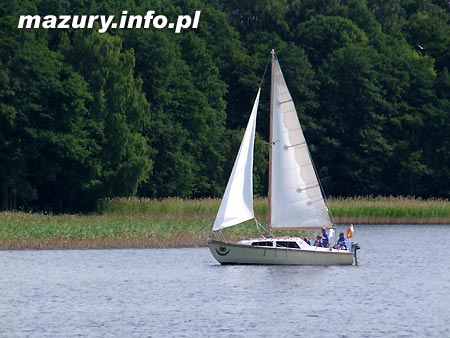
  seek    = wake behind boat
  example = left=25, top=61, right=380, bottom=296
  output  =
left=206, top=50, right=359, bottom=266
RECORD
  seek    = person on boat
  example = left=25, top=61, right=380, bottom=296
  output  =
left=304, top=237, right=311, bottom=245
left=347, top=224, right=354, bottom=238
left=314, top=235, right=322, bottom=247
left=334, top=232, right=348, bottom=250
left=321, top=227, right=329, bottom=248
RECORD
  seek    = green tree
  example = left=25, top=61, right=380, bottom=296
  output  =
left=0, top=21, right=103, bottom=210
left=402, top=11, right=450, bottom=71
left=421, top=68, right=450, bottom=196
left=296, top=15, right=369, bottom=69
left=367, top=0, right=401, bottom=33
left=318, top=44, right=391, bottom=195
left=67, top=30, right=152, bottom=199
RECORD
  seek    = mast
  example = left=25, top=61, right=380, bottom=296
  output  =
left=267, top=49, right=275, bottom=234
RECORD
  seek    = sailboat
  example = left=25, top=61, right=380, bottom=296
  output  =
left=206, top=50, right=359, bottom=265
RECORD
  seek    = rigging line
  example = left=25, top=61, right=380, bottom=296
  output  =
left=258, top=52, right=272, bottom=89
left=254, top=219, right=266, bottom=238
left=216, top=229, right=226, bottom=242
left=307, top=145, right=336, bottom=226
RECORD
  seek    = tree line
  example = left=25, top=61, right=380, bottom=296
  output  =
left=1, top=0, right=450, bottom=212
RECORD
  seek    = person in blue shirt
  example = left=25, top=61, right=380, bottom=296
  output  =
left=335, top=232, right=347, bottom=250
left=321, top=227, right=329, bottom=248
left=303, top=237, right=311, bottom=245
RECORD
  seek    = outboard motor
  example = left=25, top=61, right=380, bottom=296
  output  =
left=350, top=242, right=360, bottom=265
left=351, top=242, right=360, bottom=251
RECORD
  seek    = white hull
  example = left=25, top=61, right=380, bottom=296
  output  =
left=207, top=239, right=355, bottom=266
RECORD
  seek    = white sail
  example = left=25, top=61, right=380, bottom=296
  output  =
left=212, top=89, right=260, bottom=231
left=270, top=60, right=332, bottom=229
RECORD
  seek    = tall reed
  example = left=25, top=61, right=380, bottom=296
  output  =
left=1, top=196, right=450, bottom=249
left=329, top=196, right=450, bottom=224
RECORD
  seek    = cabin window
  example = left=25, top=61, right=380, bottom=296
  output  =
left=276, top=241, right=300, bottom=249
left=251, top=241, right=273, bottom=247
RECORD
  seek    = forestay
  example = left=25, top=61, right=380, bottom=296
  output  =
left=270, top=60, right=332, bottom=229
left=212, top=89, right=260, bottom=231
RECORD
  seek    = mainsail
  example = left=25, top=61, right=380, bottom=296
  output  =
left=212, top=89, right=260, bottom=231
left=270, top=60, right=332, bottom=229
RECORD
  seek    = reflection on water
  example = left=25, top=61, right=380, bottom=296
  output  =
left=1, top=224, right=449, bottom=337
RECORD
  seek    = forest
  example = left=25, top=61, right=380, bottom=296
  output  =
left=1, top=0, right=450, bottom=212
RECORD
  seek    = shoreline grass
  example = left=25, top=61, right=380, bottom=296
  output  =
left=1, top=197, right=450, bottom=249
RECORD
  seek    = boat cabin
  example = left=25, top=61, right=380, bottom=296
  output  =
left=238, top=238, right=310, bottom=250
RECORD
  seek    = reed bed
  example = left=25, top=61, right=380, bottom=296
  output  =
left=1, top=196, right=450, bottom=249
left=329, top=196, right=450, bottom=224
left=98, top=196, right=450, bottom=223
left=0, top=211, right=213, bottom=249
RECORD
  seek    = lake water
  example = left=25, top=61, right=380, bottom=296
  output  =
left=1, top=224, right=449, bottom=338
